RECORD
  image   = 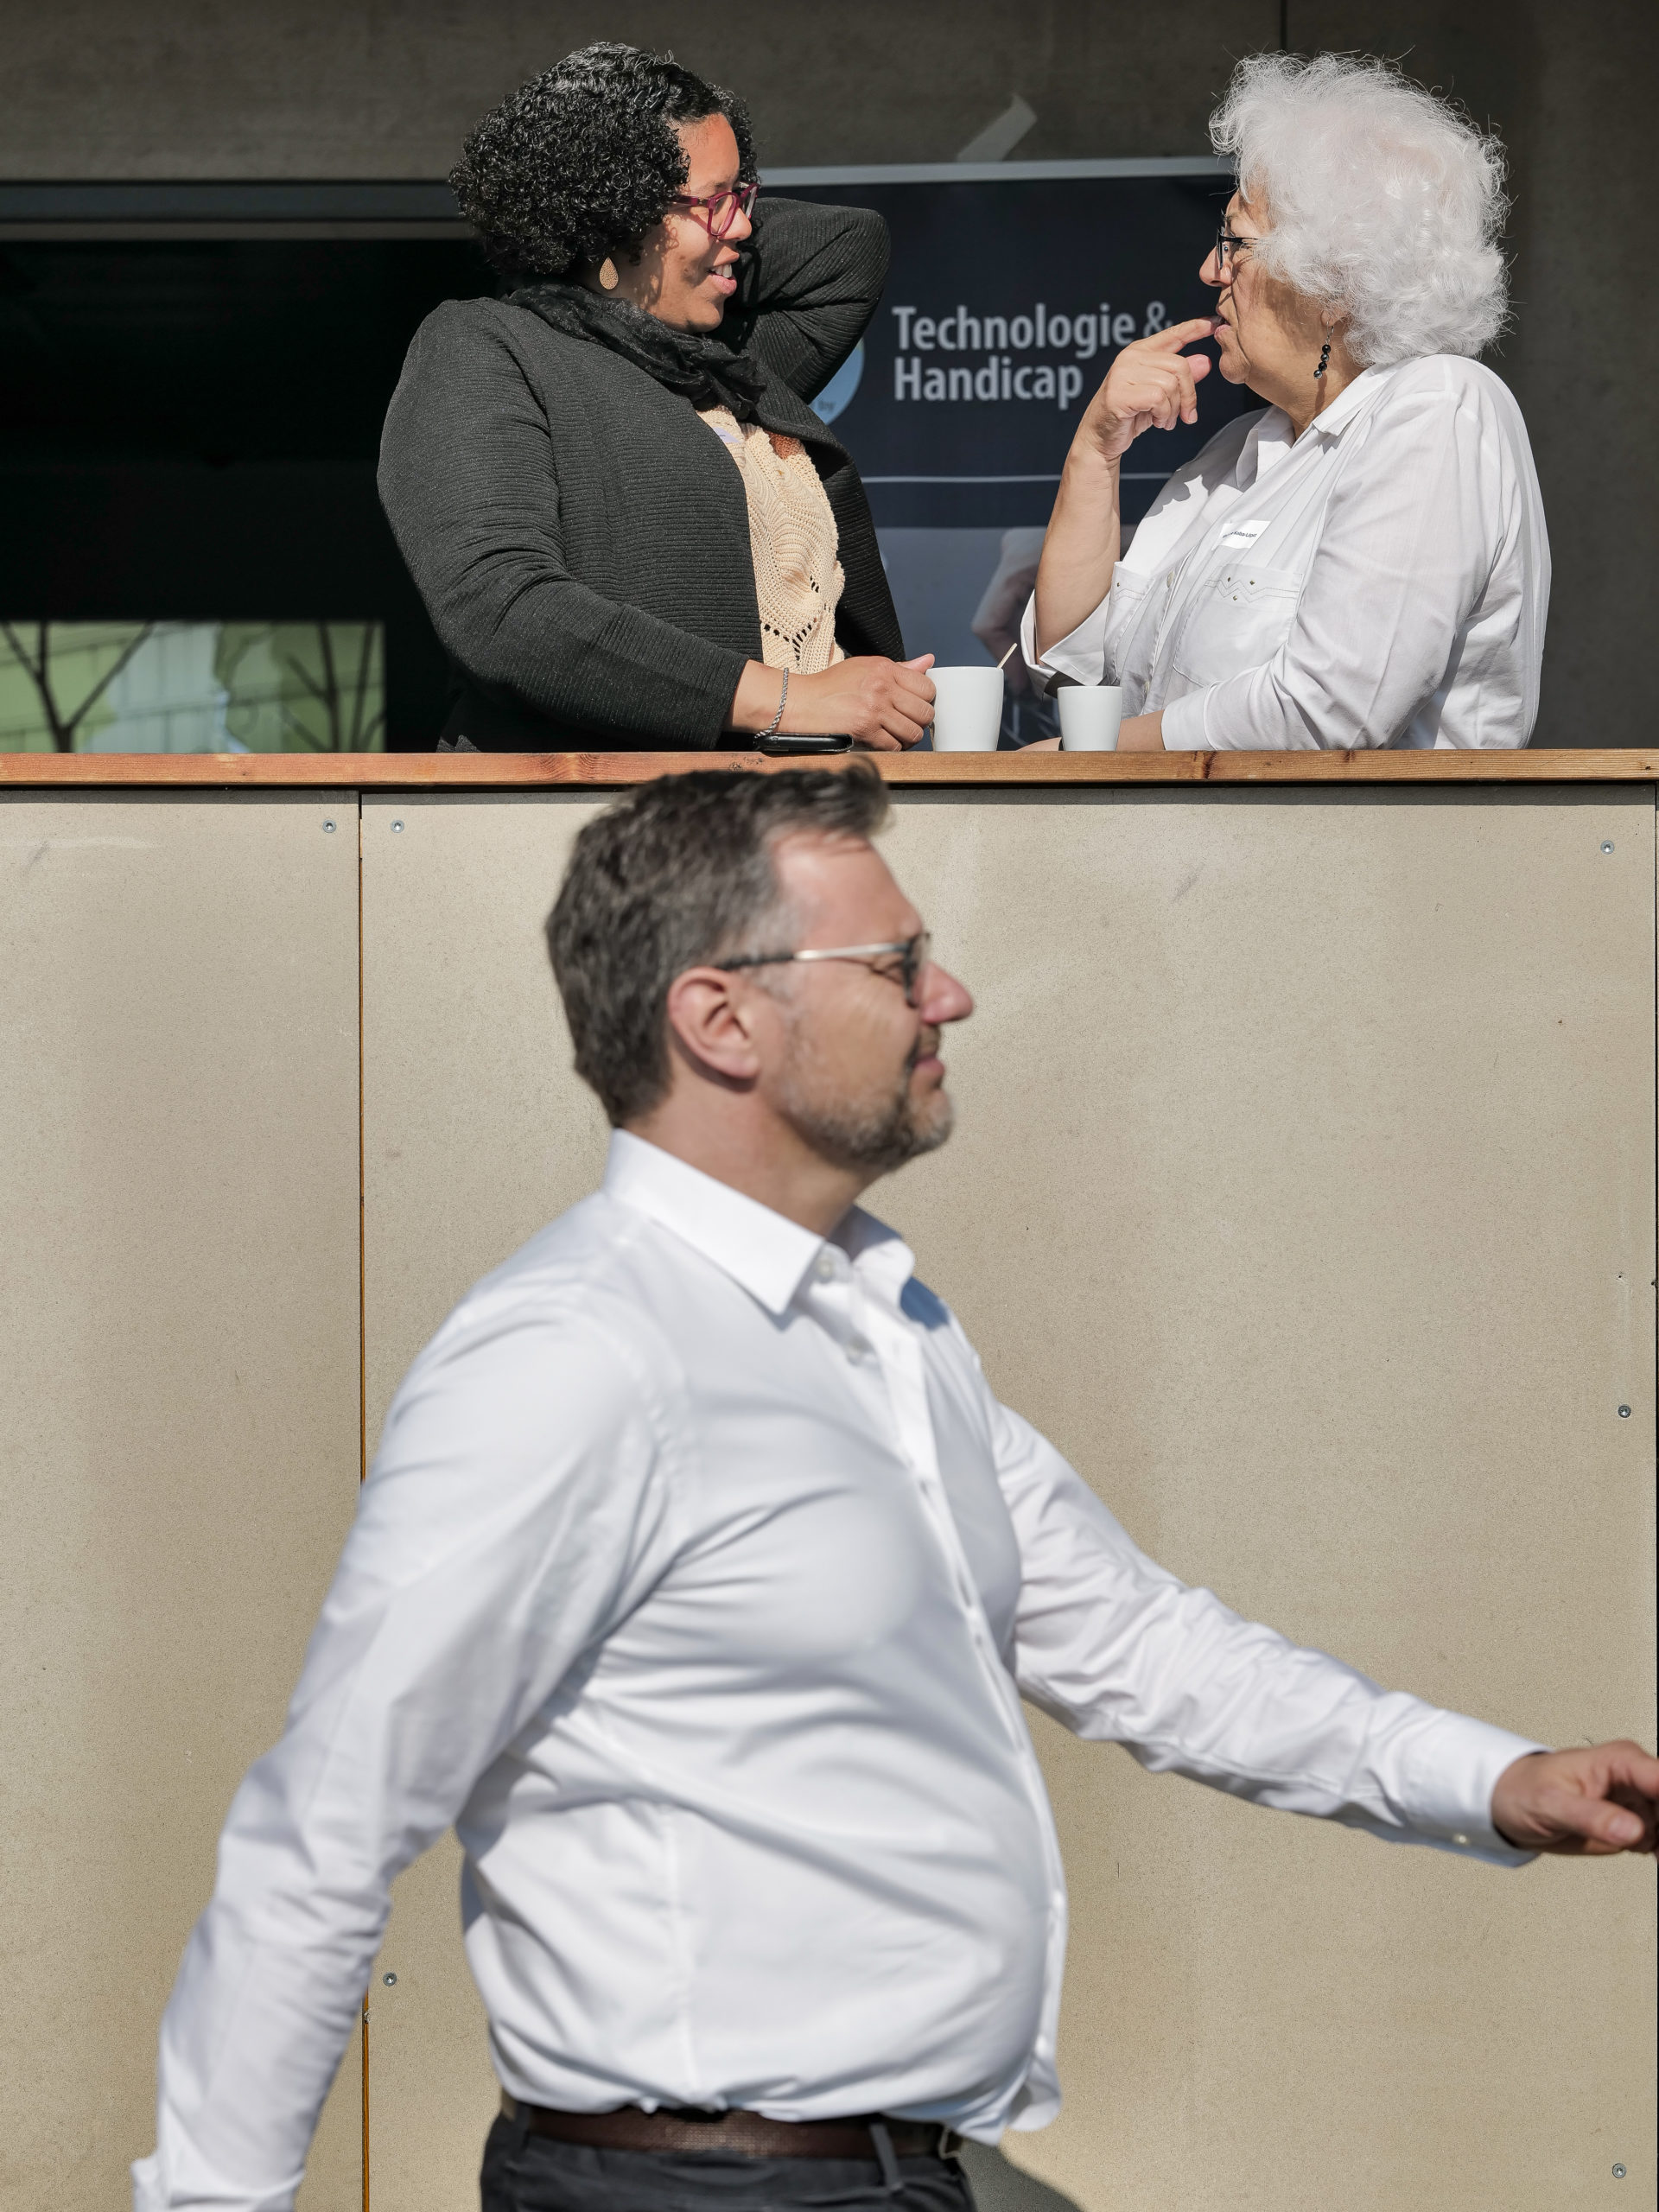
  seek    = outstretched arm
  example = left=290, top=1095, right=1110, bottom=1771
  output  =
left=991, top=1398, right=1656, bottom=1866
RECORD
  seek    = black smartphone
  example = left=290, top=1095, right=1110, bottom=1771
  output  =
left=753, top=734, right=855, bottom=756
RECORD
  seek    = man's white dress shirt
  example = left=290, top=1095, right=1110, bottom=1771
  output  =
left=1020, top=354, right=1549, bottom=749
left=136, top=1132, right=1542, bottom=2210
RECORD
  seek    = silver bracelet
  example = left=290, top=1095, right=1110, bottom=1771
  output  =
left=760, top=669, right=789, bottom=740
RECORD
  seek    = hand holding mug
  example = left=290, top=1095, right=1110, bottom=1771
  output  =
left=790, top=654, right=935, bottom=752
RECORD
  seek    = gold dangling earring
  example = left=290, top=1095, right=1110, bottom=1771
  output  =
left=1314, top=332, right=1332, bottom=380
left=598, top=257, right=620, bottom=292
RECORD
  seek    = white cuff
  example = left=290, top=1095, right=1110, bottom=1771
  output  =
left=1018, top=589, right=1109, bottom=690
left=1158, top=689, right=1213, bottom=751
left=1400, top=1713, right=1550, bottom=1868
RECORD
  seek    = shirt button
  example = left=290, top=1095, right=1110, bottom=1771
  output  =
left=1452, top=1833, right=1470, bottom=1848
left=813, top=1250, right=836, bottom=1281
left=846, top=1338, right=869, bottom=1361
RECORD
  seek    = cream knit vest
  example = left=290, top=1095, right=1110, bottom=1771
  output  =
left=699, top=407, right=845, bottom=673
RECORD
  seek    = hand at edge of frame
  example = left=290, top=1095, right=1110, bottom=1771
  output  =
left=1491, top=1741, right=1659, bottom=1855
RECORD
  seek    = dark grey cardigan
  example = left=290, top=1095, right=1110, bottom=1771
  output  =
left=378, top=198, right=902, bottom=749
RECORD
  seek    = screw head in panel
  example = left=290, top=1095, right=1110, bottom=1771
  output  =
left=382, top=1972, right=397, bottom=1986
left=1618, top=1405, right=1631, bottom=1418
left=322, top=819, right=336, bottom=832
left=1612, top=2165, right=1625, bottom=2179
left=391, top=820, right=404, bottom=832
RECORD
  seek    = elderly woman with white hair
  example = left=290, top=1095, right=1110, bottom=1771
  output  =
left=1022, top=53, right=1548, bottom=751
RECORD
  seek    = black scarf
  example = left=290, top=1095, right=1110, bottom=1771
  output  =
left=509, top=281, right=771, bottom=423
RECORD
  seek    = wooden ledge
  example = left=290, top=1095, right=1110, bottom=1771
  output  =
left=3, top=748, right=1657, bottom=790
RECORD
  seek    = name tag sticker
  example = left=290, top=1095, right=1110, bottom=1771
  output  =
left=1218, top=518, right=1269, bottom=550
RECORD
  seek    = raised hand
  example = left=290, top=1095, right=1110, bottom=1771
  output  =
left=1033, top=318, right=1222, bottom=658
left=1076, top=317, right=1221, bottom=466
left=1491, top=1741, right=1659, bottom=1855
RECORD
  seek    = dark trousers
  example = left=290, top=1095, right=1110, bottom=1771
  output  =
left=481, top=2114, right=980, bottom=2212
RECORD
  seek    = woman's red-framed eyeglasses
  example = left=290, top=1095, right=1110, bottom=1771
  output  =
left=666, top=181, right=760, bottom=239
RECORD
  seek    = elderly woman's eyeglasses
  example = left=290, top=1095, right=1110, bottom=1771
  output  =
left=1214, top=230, right=1255, bottom=271
left=715, top=931, right=932, bottom=1007
left=667, top=181, right=760, bottom=239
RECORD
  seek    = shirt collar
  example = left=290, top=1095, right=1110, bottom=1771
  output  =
left=1304, top=363, right=1388, bottom=441
left=1237, top=365, right=1388, bottom=486
left=604, top=1130, right=914, bottom=1319
left=830, top=1204, right=918, bottom=1313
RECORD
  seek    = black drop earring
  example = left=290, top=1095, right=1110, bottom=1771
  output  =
left=1314, top=336, right=1332, bottom=380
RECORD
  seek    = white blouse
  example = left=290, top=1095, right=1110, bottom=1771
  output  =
left=1020, top=356, right=1550, bottom=749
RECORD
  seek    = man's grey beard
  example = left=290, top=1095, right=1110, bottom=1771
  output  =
left=776, top=1033, right=955, bottom=1175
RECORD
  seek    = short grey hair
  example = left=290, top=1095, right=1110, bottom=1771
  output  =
left=1209, top=53, right=1510, bottom=367
left=547, top=764, right=891, bottom=1128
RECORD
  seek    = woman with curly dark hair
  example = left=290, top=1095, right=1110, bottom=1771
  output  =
left=378, top=42, right=932, bottom=752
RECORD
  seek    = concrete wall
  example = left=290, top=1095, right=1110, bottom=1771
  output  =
left=0, top=0, right=1651, bottom=734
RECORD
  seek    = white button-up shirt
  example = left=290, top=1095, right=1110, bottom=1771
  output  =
left=136, top=1132, right=1542, bottom=2210
left=1020, top=355, right=1549, bottom=749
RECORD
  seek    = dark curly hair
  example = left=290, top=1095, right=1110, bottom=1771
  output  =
left=451, top=42, right=757, bottom=283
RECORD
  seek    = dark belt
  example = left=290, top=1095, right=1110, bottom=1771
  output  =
left=501, top=2095, right=956, bottom=2163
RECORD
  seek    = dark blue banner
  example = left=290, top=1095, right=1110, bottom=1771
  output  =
left=767, top=162, right=1252, bottom=742
left=779, top=163, right=1253, bottom=528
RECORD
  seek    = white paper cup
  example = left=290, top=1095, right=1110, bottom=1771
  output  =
left=1058, top=685, right=1124, bottom=751
left=929, top=666, right=1004, bottom=752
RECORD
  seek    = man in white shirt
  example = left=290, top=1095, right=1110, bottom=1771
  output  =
left=137, top=765, right=1658, bottom=2212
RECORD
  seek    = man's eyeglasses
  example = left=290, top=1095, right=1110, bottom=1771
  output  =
left=667, top=181, right=760, bottom=239
left=1214, top=230, right=1255, bottom=272
left=715, top=931, right=932, bottom=1007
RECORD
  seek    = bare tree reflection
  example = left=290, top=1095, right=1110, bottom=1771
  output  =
left=0, top=620, right=156, bottom=752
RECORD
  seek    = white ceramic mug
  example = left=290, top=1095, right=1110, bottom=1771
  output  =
left=1058, top=684, right=1124, bottom=751
left=929, top=666, right=1004, bottom=752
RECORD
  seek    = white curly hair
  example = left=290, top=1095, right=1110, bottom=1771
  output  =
left=1208, top=52, right=1510, bottom=366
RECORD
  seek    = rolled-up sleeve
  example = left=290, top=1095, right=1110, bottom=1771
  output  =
left=1018, top=587, right=1110, bottom=689
left=992, top=1398, right=1544, bottom=1863
left=133, top=1299, right=675, bottom=2212
left=1163, top=385, right=1528, bottom=750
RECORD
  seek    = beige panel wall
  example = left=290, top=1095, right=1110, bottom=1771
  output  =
left=11, top=782, right=1651, bottom=2212
left=359, top=792, right=611, bottom=1441
left=359, top=792, right=611, bottom=2205
left=356, top=783, right=1656, bottom=2210
left=878, top=786, right=1657, bottom=2210
left=0, top=793, right=365, bottom=2210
